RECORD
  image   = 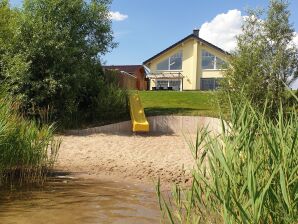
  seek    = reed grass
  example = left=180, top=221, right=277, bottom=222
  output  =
left=158, top=96, right=298, bottom=224
left=0, top=92, right=60, bottom=186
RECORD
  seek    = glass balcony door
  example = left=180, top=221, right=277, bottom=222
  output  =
left=156, top=80, right=181, bottom=91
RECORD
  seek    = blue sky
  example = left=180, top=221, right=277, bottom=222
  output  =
left=10, top=0, right=298, bottom=64
left=108, top=0, right=297, bottom=65
left=10, top=0, right=298, bottom=88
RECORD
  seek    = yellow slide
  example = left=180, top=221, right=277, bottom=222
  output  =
left=129, top=91, right=149, bottom=132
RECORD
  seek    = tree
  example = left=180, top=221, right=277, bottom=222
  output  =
left=221, top=0, right=298, bottom=117
left=0, top=0, right=125, bottom=126
left=0, top=1, right=28, bottom=82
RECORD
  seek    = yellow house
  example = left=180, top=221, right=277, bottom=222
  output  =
left=143, top=29, right=229, bottom=91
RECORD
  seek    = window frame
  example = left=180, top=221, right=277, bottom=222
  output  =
left=156, top=79, right=181, bottom=91
left=156, top=51, right=183, bottom=71
left=200, top=78, right=222, bottom=91
left=201, top=50, right=227, bottom=70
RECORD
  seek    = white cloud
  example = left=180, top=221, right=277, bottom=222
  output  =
left=293, top=32, right=298, bottom=47
left=199, top=10, right=298, bottom=52
left=109, top=11, right=128, bottom=21
left=291, top=33, right=298, bottom=89
left=199, top=9, right=243, bottom=52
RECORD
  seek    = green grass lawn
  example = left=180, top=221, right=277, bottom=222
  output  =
left=139, top=91, right=220, bottom=117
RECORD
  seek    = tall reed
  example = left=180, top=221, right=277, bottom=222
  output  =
left=158, top=97, right=298, bottom=224
left=0, top=92, right=60, bottom=186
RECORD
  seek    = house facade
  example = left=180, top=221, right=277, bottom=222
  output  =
left=143, top=29, right=229, bottom=91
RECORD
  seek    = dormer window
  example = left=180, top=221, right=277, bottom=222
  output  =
left=157, top=51, right=182, bottom=71
left=201, top=50, right=227, bottom=70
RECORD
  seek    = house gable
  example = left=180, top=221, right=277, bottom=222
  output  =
left=143, top=34, right=229, bottom=66
left=144, top=30, right=230, bottom=91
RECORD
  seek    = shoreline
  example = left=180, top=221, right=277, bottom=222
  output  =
left=55, top=132, right=196, bottom=190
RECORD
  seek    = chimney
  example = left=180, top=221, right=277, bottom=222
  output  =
left=193, top=29, right=200, bottom=37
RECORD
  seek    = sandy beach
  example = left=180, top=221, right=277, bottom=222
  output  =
left=56, top=132, right=196, bottom=187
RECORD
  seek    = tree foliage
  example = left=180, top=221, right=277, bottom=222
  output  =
left=0, top=0, right=127, bottom=127
left=0, top=0, right=27, bottom=81
left=221, top=0, right=298, bottom=117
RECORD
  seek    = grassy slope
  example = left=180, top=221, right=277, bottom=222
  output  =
left=139, top=91, right=220, bottom=117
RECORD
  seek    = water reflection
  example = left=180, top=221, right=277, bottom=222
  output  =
left=0, top=177, right=160, bottom=224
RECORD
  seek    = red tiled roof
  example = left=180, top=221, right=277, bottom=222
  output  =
left=103, top=65, right=143, bottom=74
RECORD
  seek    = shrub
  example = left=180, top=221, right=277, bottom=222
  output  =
left=61, top=72, right=129, bottom=129
left=158, top=96, right=298, bottom=224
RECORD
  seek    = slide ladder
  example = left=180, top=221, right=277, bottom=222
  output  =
left=129, top=92, right=149, bottom=132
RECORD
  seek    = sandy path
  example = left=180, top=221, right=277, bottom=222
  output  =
left=56, top=133, right=196, bottom=186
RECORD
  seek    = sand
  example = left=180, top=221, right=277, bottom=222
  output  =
left=56, top=132, right=196, bottom=187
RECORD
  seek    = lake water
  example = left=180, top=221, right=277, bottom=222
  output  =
left=0, top=176, right=161, bottom=224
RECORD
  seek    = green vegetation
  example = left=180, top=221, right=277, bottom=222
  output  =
left=0, top=0, right=128, bottom=128
left=0, top=0, right=128, bottom=186
left=0, top=91, right=60, bottom=186
left=139, top=91, right=219, bottom=117
left=158, top=97, right=298, bottom=224
left=157, top=2, right=298, bottom=223
left=220, top=0, right=298, bottom=117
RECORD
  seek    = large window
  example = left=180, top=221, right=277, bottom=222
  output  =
left=201, top=78, right=221, bottom=90
left=156, top=80, right=168, bottom=89
left=156, top=80, right=181, bottom=91
left=157, top=51, right=182, bottom=71
left=156, top=60, right=168, bottom=70
left=201, top=50, right=227, bottom=70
